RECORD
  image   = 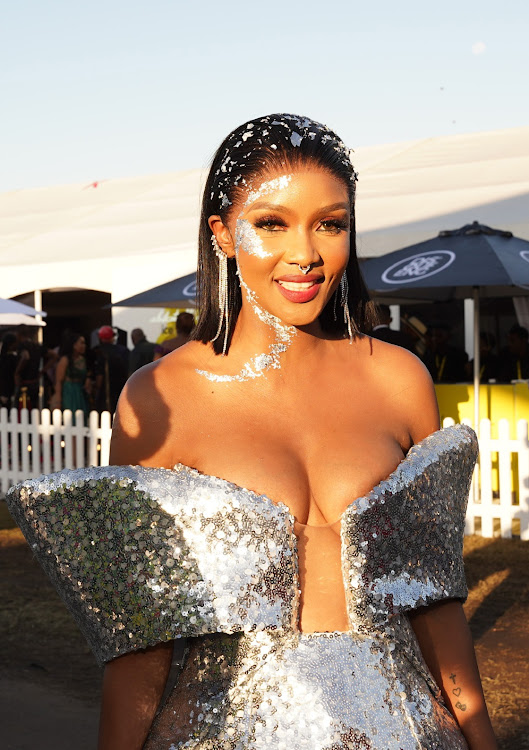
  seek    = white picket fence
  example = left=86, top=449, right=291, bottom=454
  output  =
left=1, top=408, right=529, bottom=540
left=443, top=417, right=529, bottom=540
left=0, top=407, right=112, bottom=493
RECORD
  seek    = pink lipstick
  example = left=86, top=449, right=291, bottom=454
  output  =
left=275, top=274, right=323, bottom=303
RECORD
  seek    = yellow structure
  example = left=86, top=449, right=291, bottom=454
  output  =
left=436, top=382, right=529, bottom=505
left=435, top=382, right=529, bottom=437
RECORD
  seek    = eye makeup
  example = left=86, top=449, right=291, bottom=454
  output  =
left=197, top=178, right=298, bottom=384
left=235, top=219, right=272, bottom=259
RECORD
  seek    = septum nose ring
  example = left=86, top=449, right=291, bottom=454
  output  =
left=298, top=264, right=311, bottom=275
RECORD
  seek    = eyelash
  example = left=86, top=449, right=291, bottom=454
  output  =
left=253, top=216, right=348, bottom=233
left=320, top=219, right=349, bottom=233
left=254, top=215, right=287, bottom=231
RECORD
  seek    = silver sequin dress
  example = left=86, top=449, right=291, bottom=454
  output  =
left=7, top=424, right=477, bottom=750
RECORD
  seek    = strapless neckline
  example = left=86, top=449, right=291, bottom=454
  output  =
left=172, top=424, right=472, bottom=529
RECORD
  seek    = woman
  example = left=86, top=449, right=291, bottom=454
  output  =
left=0, top=332, right=18, bottom=408
left=50, top=332, right=90, bottom=419
left=7, top=114, right=496, bottom=749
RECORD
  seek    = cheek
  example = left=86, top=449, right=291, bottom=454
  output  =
left=235, top=219, right=272, bottom=260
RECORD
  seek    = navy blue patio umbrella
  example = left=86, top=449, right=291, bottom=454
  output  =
left=361, top=222, right=529, bottom=427
left=112, top=272, right=197, bottom=308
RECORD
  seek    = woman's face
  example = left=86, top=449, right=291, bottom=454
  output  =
left=223, top=167, right=350, bottom=330
left=73, top=337, right=86, bottom=355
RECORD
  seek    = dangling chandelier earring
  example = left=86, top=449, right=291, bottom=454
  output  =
left=339, top=272, right=354, bottom=343
left=211, top=234, right=230, bottom=355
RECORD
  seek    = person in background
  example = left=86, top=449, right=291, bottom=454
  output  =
left=13, top=325, right=45, bottom=409
left=422, top=323, right=468, bottom=383
left=153, top=312, right=195, bottom=360
left=94, top=325, right=128, bottom=413
left=369, top=304, right=415, bottom=352
left=129, top=328, right=156, bottom=374
left=0, top=332, right=18, bottom=408
left=465, top=332, right=500, bottom=383
left=498, top=324, right=529, bottom=382
left=49, top=333, right=91, bottom=421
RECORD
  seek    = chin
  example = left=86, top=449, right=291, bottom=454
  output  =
left=277, top=306, right=324, bottom=329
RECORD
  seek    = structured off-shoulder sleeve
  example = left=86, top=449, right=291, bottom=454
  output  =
left=6, top=466, right=298, bottom=665
left=341, top=424, right=478, bottom=634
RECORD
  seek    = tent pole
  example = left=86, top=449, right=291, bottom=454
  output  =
left=473, top=287, right=480, bottom=434
left=34, top=289, right=44, bottom=410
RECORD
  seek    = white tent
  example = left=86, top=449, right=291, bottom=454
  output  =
left=1, top=125, right=528, bottom=320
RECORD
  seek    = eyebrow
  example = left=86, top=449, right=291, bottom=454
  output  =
left=248, top=201, right=350, bottom=213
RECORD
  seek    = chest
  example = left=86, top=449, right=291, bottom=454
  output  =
left=170, top=380, right=409, bottom=526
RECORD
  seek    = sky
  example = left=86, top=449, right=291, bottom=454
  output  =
left=1, top=0, right=528, bottom=193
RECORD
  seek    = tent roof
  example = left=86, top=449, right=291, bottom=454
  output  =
left=1, top=126, right=528, bottom=300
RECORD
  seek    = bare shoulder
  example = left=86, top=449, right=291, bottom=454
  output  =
left=357, top=335, right=440, bottom=443
left=110, top=341, right=207, bottom=468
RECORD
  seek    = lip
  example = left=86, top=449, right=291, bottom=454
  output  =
left=276, top=274, right=322, bottom=283
left=275, top=276, right=323, bottom=303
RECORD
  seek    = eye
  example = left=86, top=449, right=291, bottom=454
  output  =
left=318, top=218, right=349, bottom=234
left=253, top=215, right=287, bottom=231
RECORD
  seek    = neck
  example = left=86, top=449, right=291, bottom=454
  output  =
left=197, top=284, right=328, bottom=383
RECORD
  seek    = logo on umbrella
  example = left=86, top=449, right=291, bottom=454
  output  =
left=183, top=281, right=197, bottom=298
left=520, top=250, right=529, bottom=264
left=381, top=250, right=456, bottom=284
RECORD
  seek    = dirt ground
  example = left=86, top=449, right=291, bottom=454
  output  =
left=1, top=501, right=528, bottom=749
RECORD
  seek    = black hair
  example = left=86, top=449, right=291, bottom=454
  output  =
left=60, top=332, right=85, bottom=368
left=509, top=324, right=529, bottom=341
left=376, top=304, right=391, bottom=321
left=192, top=113, right=376, bottom=354
left=0, top=332, right=17, bottom=356
left=176, top=312, right=196, bottom=335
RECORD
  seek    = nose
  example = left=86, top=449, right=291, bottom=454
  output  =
left=283, top=229, right=320, bottom=269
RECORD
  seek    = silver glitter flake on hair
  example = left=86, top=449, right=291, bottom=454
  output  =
left=212, top=114, right=358, bottom=209
left=7, top=425, right=477, bottom=748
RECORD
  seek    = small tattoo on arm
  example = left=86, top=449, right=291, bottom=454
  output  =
left=447, top=673, right=467, bottom=710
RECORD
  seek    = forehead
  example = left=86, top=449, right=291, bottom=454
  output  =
left=237, top=168, right=350, bottom=212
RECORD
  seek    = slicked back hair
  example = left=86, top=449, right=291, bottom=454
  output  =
left=192, top=113, right=376, bottom=354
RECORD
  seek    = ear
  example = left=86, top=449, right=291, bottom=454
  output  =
left=208, top=215, right=236, bottom=258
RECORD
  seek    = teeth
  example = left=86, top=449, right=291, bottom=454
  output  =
left=278, top=281, right=315, bottom=291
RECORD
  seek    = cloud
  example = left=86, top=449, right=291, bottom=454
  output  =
left=472, top=41, right=486, bottom=55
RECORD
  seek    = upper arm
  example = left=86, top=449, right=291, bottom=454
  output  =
left=55, top=356, right=67, bottom=385
left=385, top=346, right=440, bottom=444
left=110, top=363, right=174, bottom=468
left=14, top=349, right=29, bottom=376
left=102, top=365, right=177, bottom=746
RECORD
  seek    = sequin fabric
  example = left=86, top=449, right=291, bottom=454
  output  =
left=145, top=630, right=467, bottom=750
left=6, top=424, right=476, bottom=749
left=342, top=425, right=477, bottom=634
left=6, top=465, right=299, bottom=664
